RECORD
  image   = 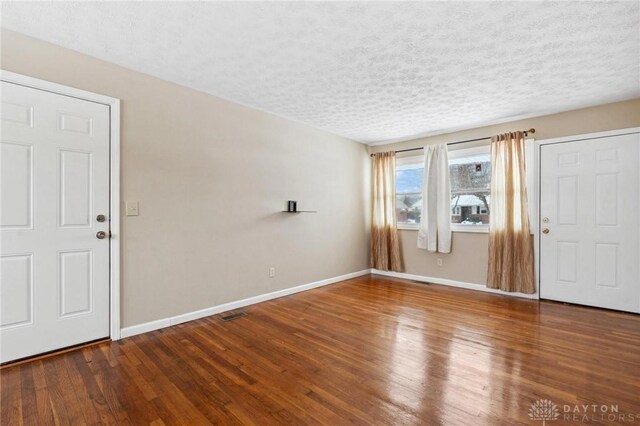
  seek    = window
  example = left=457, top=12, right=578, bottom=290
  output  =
left=395, top=156, right=423, bottom=227
left=394, top=146, right=491, bottom=232
left=449, top=146, right=491, bottom=230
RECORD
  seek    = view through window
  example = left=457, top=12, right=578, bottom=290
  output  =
left=395, top=148, right=491, bottom=227
left=395, top=160, right=423, bottom=226
left=449, top=151, right=491, bottom=225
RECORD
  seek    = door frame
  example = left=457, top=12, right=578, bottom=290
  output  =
left=532, top=127, right=640, bottom=300
left=1, top=70, right=122, bottom=340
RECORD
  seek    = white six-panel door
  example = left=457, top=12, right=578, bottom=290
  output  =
left=1, top=81, right=111, bottom=362
left=539, top=133, right=640, bottom=313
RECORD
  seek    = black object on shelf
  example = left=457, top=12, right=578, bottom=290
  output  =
left=283, top=200, right=316, bottom=213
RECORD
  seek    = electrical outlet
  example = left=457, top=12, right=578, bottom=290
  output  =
left=437, top=258, right=443, bottom=267
left=269, top=267, right=276, bottom=278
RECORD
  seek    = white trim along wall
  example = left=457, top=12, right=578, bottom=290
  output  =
left=121, top=269, right=372, bottom=338
left=122, top=267, right=542, bottom=339
left=371, top=269, right=539, bottom=299
left=0, top=70, right=122, bottom=340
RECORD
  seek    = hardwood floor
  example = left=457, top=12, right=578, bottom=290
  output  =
left=2, top=274, right=640, bottom=425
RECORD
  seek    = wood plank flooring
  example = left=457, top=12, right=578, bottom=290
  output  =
left=2, top=274, right=640, bottom=425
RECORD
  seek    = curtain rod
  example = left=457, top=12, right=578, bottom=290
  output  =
left=370, top=128, right=535, bottom=156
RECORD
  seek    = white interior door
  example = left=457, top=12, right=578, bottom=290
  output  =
left=539, top=132, right=640, bottom=313
left=1, top=81, right=111, bottom=362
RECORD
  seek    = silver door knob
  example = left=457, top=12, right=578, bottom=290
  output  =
left=96, top=231, right=107, bottom=239
left=542, top=228, right=550, bottom=234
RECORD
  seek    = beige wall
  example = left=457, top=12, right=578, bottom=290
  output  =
left=371, top=98, right=640, bottom=285
left=3, top=29, right=639, bottom=326
left=1, top=30, right=370, bottom=328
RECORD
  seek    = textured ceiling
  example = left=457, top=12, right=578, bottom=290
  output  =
left=2, top=2, right=639, bottom=144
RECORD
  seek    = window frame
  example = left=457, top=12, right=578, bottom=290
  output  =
left=394, top=146, right=493, bottom=233
left=395, top=155, right=424, bottom=230
left=448, top=145, right=491, bottom=234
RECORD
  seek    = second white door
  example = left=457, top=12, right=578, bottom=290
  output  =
left=539, top=132, right=640, bottom=313
left=1, top=81, right=111, bottom=362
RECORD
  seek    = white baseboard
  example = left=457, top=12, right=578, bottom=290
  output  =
left=120, top=269, right=371, bottom=339
left=371, top=269, right=539, bottom=300
left=121, top=268, right=539, bottom=339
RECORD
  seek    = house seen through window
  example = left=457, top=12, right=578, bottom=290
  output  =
left=395, top=146, right=491, bottom=228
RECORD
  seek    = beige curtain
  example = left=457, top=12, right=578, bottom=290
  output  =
left=487, top=132, right=535, bottom=293
left=371, top=152, right=403, bottom=272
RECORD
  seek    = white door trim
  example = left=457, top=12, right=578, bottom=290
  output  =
left=533, top=127, right=640, bottom=302
left=1, top=70, right=122, bottom=340
left=535, top=127, right=640, bottom=147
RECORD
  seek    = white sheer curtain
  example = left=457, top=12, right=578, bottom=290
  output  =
left=417, top=144, right=452, bottom=253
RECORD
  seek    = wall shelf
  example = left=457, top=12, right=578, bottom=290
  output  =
left=281, top=211, right=317, bottom=213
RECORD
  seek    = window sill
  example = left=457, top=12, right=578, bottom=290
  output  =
left=397, top=224, right=489, bottom=234
left=451, top=224, right=489, bottom=233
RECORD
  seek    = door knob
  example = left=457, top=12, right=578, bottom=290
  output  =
left=542, top=228, right=550, bottom=234
left=96, top=231, right=107, bottom=239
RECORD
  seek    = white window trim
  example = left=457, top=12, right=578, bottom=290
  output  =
left=451, top=223, right=489, bottom=233
left=448, top=144, right=490, bottom=160
left=400, top=222, right=490, bottom=233
left=397, top=223, right=420, bottom=230
left=395, top=146, right=495, bottom=233
left=396, top=140, right=539, bottom=235
left=395, top=154, right=423, bottom=230
left=395, top=154, right=423, bottom=167
left=449, top=144, right=491, bottom=233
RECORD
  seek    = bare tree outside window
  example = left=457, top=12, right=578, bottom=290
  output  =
left=450, top=153, right=491, bottom=225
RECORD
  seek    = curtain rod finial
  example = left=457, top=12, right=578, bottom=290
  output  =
left=527, top=128, right=535, bottom=134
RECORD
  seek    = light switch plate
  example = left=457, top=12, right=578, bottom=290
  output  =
left=126, top=201, right=139, bottom=216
